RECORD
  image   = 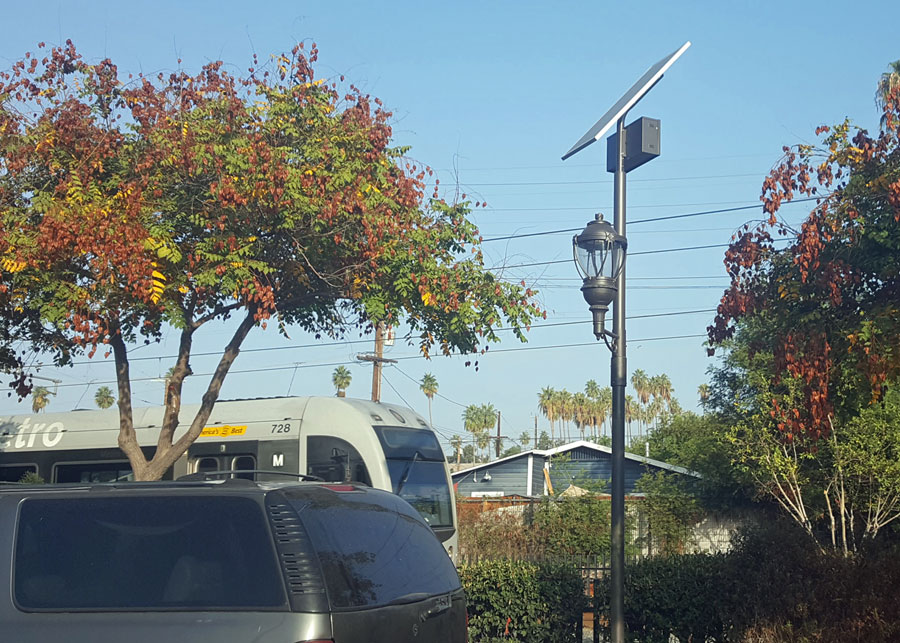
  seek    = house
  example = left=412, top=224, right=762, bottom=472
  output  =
left=452, top=440, right=749, bottom=555
left=451, top=440, right=699, bottom=498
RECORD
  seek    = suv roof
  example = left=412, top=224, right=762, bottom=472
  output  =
left=0, top=478, right=466, bottom=643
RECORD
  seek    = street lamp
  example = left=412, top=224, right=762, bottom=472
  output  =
left=562, top=41, right=690, bottom=643
left=573, top=213, right=626, bottom=345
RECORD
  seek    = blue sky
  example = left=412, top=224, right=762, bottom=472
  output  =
left=1, top=1, right=896, bottom=450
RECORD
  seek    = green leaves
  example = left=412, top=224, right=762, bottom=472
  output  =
left=459, top=559, right=585, bottom=643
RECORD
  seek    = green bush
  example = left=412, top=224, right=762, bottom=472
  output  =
left=594, top=553, right=736, bottom=643
left=459, top=559, right=586, bottom=643
left=592, top=520, right=900, bottom=642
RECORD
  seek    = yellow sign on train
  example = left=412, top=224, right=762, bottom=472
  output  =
left=199, top=425, right=248, bottom=438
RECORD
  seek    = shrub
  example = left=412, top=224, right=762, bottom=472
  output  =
left=593, top=519, right=900, bottom=642
left=595, top=553, right=737, bottom=643
left=459, top=558, right=586, bottom=643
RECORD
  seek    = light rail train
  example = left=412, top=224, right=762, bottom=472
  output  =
left=0, top=396, right=458, bottom=557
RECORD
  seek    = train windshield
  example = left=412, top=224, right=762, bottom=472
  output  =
left=386, top=459, right=453, bottom=529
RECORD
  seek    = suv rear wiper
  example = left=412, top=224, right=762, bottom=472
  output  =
left=385, top=592, right=453, bottom=617
left=176, top=470, right=324, bottom=482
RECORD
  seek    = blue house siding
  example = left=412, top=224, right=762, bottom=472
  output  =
left=547, top=457, right=652, bottom=494
left=530, top=454, right=544, bottom=495
left=454, top=454, right=531, bottom=497
left=452, top=441, right=699, bottom=498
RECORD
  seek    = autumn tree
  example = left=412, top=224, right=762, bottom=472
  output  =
left=0, top=41, right=541, bottom=480
left=707, top=68, right=900, bottom=551
left=709, top=66, right=900, bottom=441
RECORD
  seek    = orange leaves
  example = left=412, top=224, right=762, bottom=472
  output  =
left=709, top=101, right=900, bottom=441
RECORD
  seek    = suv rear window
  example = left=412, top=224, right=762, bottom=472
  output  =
left=14, top=495, right=286, bottom=611
left=287, top=490, right=460, bottom=609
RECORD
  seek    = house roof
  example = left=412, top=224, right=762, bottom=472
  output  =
left=450, top=439, right=700, bottom=479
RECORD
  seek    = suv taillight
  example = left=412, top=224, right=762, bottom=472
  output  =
left=322, top=484, right=356, bottom=492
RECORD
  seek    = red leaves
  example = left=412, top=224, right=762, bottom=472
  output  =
left=710, top=99, right=900, bottom=442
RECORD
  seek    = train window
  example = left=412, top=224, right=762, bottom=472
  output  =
left=374, top=427, right=444, bottom=461
left=306, top=436, right=371, bottom=486
left=195, top=457, right=219, bottom=474
left=54, top=461, right=133, bottom=483
left=192, top=455, right=256, bottom=480
left=231, top=455, right=256, bottom=480
left=1, top=464, right=38, bottom=483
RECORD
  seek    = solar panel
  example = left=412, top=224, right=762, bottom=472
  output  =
left=561, top=41, right=691, bottom=161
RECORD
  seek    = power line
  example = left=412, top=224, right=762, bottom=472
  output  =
left=30, top=308, right=715, bottom=372
left=475, top=334, right=708, bottom=356
left=492, top=237, right=793, bottom=271
left=380, top=372, right=416, bottom=413
left=435, top=152, right=776, bottom=172
left=41, top=331, right=710, bottom=390
left=392, top=364, right=470, bottom=410
left=535, top=276, right=727, bottom=282
left=539, top=284, right=725, bottom=291
left=482, top=197, right=819, bottom=243
left=461, top=172, right=761, bottom=187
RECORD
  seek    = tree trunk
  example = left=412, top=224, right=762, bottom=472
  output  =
left=117, top=307, right=258, bottom=481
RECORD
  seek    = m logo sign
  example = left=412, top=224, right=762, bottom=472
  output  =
left=272, top=453, right=284, bottom=468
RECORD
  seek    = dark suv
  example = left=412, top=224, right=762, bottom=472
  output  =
left=0, top=479, right=466, bottom=643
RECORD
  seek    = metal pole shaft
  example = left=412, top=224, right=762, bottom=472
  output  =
left=610, top=116, right=627, bottom=643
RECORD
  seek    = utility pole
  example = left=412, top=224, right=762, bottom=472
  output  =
left=356, top=322, right=397, bottom=402
left=495, top=412, right=502, bottom=459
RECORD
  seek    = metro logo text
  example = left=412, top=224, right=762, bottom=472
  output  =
left=0, top=418, right=66, bottom=450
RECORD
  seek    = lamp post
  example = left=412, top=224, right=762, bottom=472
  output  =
left=572, top=164, right=629, bottom=643
left=563, top=42, right=690, bottom=643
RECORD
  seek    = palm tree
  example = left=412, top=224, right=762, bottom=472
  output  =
left=31, top=386, right=51, bottom=413
left=650, top=373, right=673, bottom=408
left=585, top=379, right=602, bottom=401
left=876, top=60, right=900, bottom=128
left=518, top=431, right=531, bottom=449
left=698, top=384, right=710, bottom=412
left=631, top=369, right=651, bottom=405
left=631, top=369, right=651, bottom=440
left=332, top=366, right=352, bottom=397
left=463, top=404, right=496, bottom=462
left=538, top=387, right=557, bottom=442
left=625, top=395, right=637, bottom=445
left=420, top=373, right=438, bottom=426
left=94, top=386, right=115, bottom=410
left=647, top=396, right=665, bottom=432
left=480, top=403, right=499, bottom=459
left=449, top=435, right=464, bottom=464
left=597, top=387, right=612, bottom=439
left=556, top=389, right=573, bottom=442
left=573, top=392, right=589, bottom=440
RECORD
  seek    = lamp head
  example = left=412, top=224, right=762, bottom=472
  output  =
left=573, top=214, right=627, bottom=340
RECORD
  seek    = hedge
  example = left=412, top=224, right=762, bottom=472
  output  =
left=459, top=558, right=586, bottom=643
left=593, top=521, right=900, bottom=642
